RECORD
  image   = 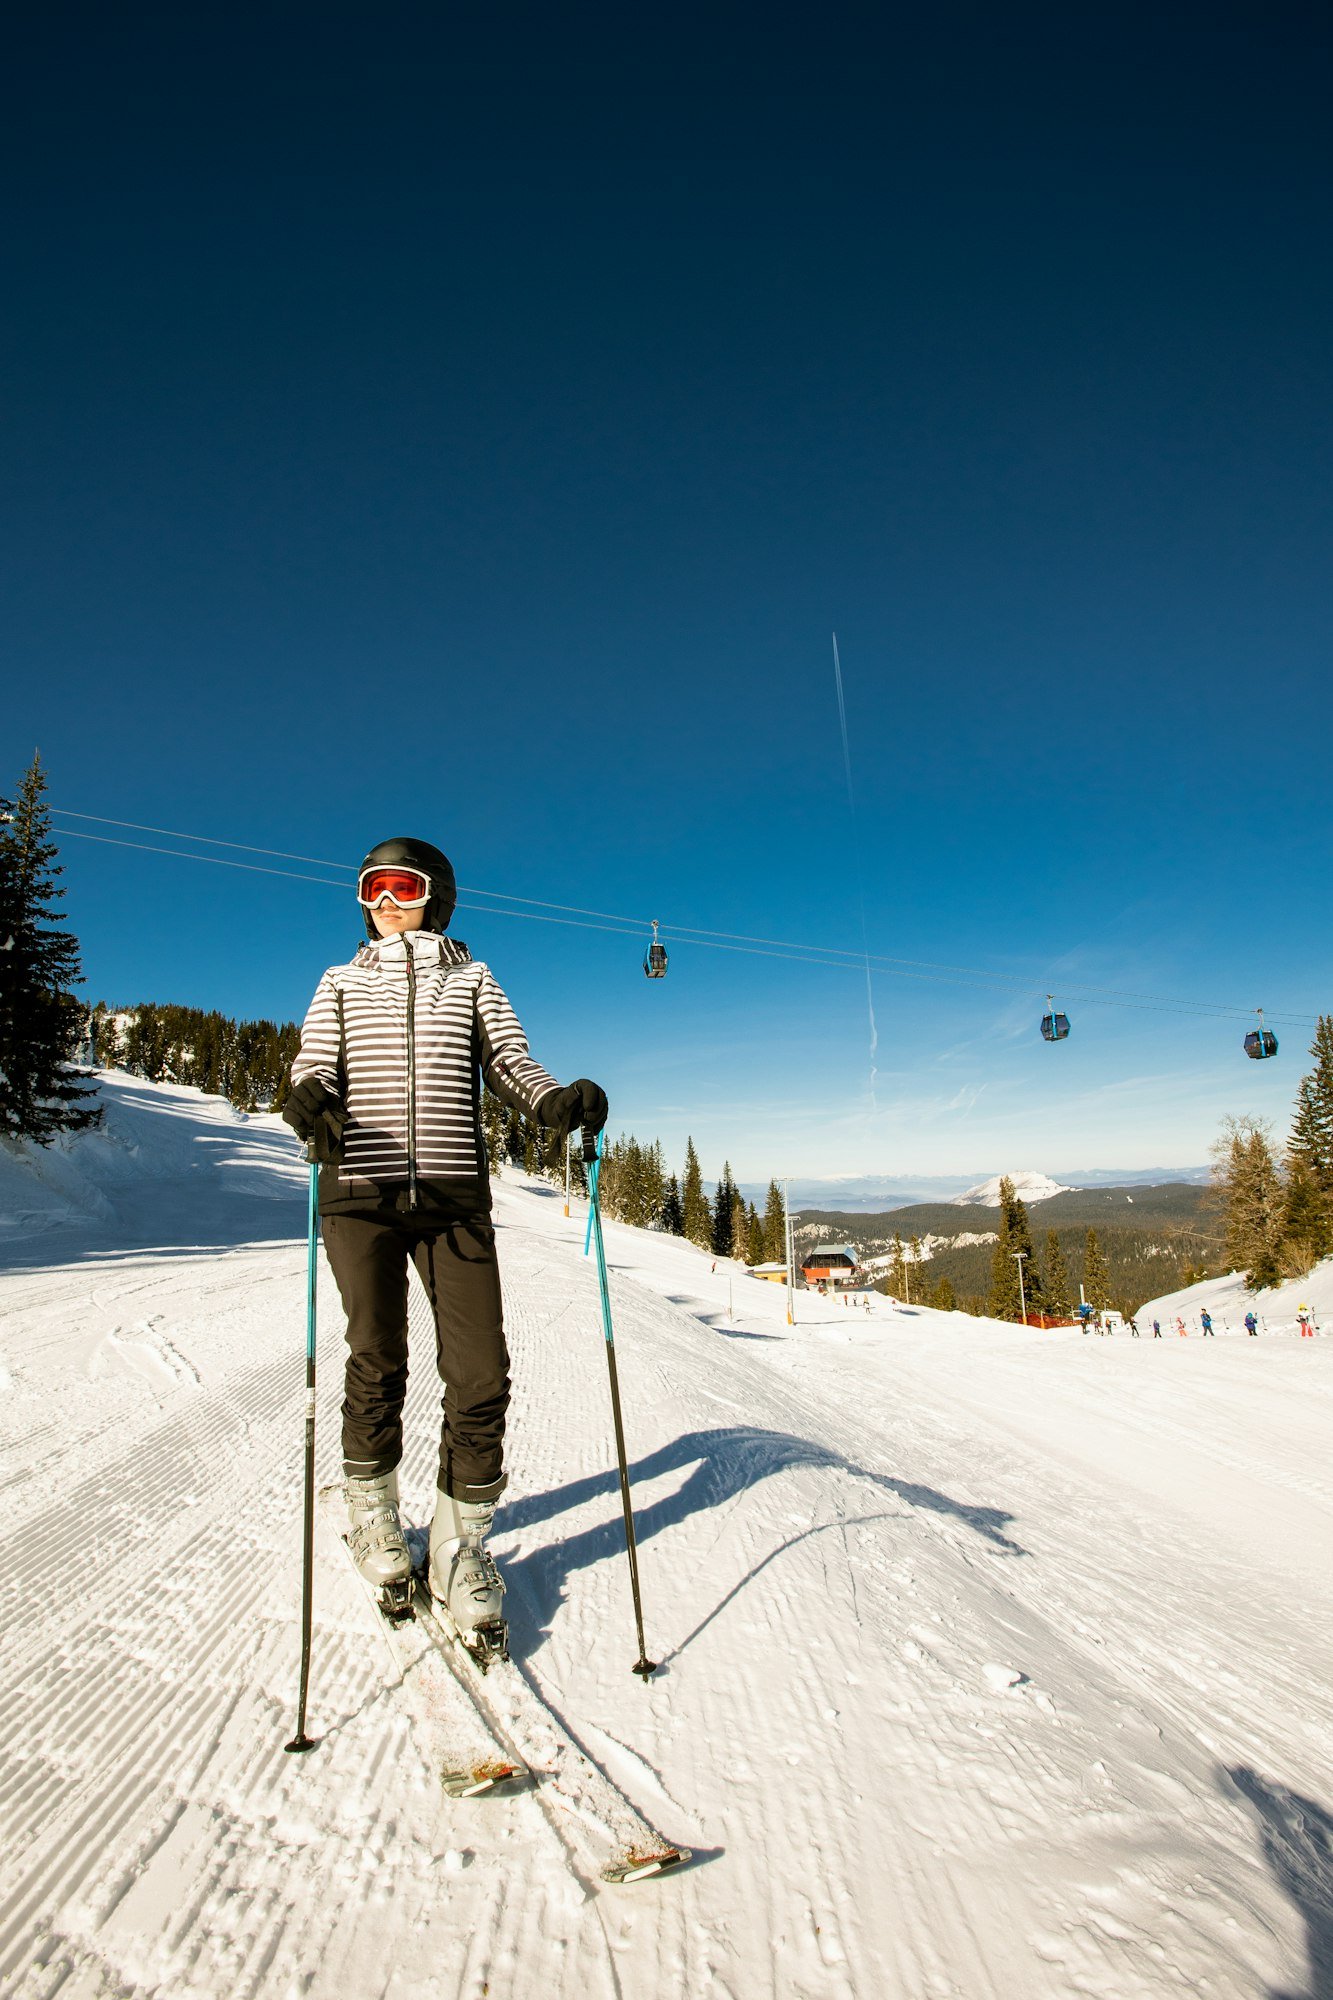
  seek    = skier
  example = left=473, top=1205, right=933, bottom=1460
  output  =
left=1244, top=1311, right=1258, bottom=1336
left=1176, top=1316, right=1187, bottom=1337
left=1127, top=1316, right=1140, bottom=1337
left=1200, top=1309, right=1214, bottom=1337
left=1152, top=1318, right=1162, bottom=1338
left=282, top=836, right=608, bottom=1654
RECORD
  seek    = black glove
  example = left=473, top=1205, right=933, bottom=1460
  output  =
left=282, top=1075, right=349, bottom=1164
left=538, top=1078, right=609, bottom=1140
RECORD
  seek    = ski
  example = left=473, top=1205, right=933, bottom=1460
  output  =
left=317, top=1487, right=529, bottom=1798
left=403, top=1526, right=689, bottom=1885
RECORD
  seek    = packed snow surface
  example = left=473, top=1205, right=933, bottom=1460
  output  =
left=2, top=1075, right=1332, bottom=1999
left=951, top=1171, right=1073, bottom=1206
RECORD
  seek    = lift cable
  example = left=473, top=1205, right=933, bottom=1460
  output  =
left=50, top=809, right=1321, bottom=1029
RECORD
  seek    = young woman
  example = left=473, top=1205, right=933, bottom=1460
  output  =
left=282, top=835, right=607, bottom=1653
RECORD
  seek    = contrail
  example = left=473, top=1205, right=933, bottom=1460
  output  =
left=832, top=633, right=879, bottom=1104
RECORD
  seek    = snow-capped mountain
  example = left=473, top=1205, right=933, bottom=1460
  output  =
left=952, top=1171, right=1073, bottom=1207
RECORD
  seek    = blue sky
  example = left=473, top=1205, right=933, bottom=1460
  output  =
left=5, top=9, right=1330, bottom=1183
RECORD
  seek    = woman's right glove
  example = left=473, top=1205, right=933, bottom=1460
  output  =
left=281, top=1076, right=349, bottom=1164
left=538, top=1078, right=609, bottom=1140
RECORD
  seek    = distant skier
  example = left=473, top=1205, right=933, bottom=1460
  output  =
left=282, top=836, right=608, bottom=1654
left=1200, top=1309, right=1214, bottom=1337
left=1297, top=1304, right=1315, bottom=1337
left=1244, top=1311, right=1258, bottom=1336
left=1127, top=1316, right=1140, bottom=1337
left=1152, top=1319, right=1162, bottom=1338
left=1176, top=1317, right=1187, bottom=1337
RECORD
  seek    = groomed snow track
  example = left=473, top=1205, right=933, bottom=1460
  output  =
left=1, top=1074, right=1331, bottom=1998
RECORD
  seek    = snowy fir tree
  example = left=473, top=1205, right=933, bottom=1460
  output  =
left=681, top=1137, right=711, bottom=1249
left=928, top=1274, right=957, bottom=1311
left=1043, top=1228, right=1071, bottom=1315
left=0, top=756, right=100, bottom=1142
left=987, top=1178, right=1046, bottom=1321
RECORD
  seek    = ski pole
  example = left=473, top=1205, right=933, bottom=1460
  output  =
left=584, top=1128, right=657, bottom=1681
left=285, top=1155, right=320, bottom=1753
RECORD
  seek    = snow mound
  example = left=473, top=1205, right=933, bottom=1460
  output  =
left=1137, top=1255, right=1333, bottom=1334
left=952, top=1170, right=1072, bottom=1207
left=0, top=1070, right=306, bottom=1239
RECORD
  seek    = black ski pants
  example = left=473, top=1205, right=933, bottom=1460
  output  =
left=322, top=1212, right=510, bottom=1502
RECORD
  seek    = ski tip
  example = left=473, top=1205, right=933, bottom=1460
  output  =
left=601, top=1845, right=690, bottom=1885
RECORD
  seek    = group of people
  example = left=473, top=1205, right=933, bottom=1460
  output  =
left=1082, top=1305, right=1322, bottom=1339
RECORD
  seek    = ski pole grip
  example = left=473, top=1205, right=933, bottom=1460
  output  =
left=582, top=1126, right=598, bottom=1165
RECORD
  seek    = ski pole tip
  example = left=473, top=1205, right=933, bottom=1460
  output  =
left=284, top=1732, right=317, bottom=1754
left=632, top=1657, right=659, bottom=1681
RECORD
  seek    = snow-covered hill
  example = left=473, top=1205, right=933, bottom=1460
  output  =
left=2, top=1074, right=1331, bottom=1999
left=1138, top=1257, right=1333, bottom=1336
left=952, top=1170, right=1072, bottom=1206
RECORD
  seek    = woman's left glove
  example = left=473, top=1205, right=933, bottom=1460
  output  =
left=282, top=1076, right=349, bottom=1164
left=538, top=1078, right=609, bottom=1139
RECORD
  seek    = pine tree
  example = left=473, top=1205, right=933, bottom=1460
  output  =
left=729, top=1186, right=749, bottom=1263
left=644, top=1140, right=666, bottom=1229
left=1082, top=1227, right=1113, bottom=1311
left=660, top=1174, right=684, bottom=1235
left=762, top=1179, right=787, bottom=1263
left=0, top=756, right=100, bottom=1141
left=928, top=1275, right=957, bottom=1311
left=887, top=1231, right=907, bottom=1297
left=1044, top=1228, right=1071, bottom=1316
left=1285, top=1017, right=1333, bottom=1266
left=681, top=1138, right=711, bottom=1248
left=987, top=1177, right=1047, bottom=1321
left=908, top=1236, right=924, bottom=1302
left=746, top=1201, right=764, bottom=1264
left=1212, top=1115, right=1286, bottom=1289
left=712, top=1160, right=737, bottom=1256
left=1288, top=1016, right=1333, bottom=1187
left=1281, top=1154, right=1330, bottom=1275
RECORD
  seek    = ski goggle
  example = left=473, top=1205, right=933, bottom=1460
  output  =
left=357, top=866, right=432, bottom=910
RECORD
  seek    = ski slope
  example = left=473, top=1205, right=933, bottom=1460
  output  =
left=2, top=1075, right=1331, bottom=2000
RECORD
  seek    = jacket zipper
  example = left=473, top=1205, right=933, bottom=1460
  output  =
left=405, top=943, right=419, bottom=1208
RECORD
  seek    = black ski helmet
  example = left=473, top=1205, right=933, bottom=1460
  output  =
left=357, top=836, right=457, bottom=940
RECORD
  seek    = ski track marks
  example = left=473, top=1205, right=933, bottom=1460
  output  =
left=1, top=1079, right=1329, bottom=2000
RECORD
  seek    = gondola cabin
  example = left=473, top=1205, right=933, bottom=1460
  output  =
left=1040, top=996, right=1070, bottom=1042
left=1244, top=1009, right=1278, bottom=1060
left=643, top=920, right=668, bottom=980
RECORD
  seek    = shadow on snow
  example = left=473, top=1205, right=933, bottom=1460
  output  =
left=1229, top=1766, right=1333, bottom=2000
left=502, top=1423, right=1025, bottom=1664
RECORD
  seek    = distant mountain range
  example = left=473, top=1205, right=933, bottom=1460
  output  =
left=738, top=1166, right=1210, bottom=1211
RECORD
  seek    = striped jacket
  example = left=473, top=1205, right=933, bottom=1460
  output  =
left=291, top=930, right=561, bottom=1216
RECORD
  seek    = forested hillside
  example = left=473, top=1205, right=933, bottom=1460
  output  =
left=795, top=1184, right=1222, bottom=1317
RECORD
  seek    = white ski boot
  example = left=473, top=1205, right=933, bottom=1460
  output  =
left=345, top=1466, right=413, bottom=1615
left=428, top=1492, right=507, bottom=1663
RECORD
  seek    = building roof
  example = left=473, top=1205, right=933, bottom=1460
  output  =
left=801, top=1244, right=859, bottom=1265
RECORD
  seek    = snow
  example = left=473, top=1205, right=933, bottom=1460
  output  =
left=1138, top=1258, right=1333, bottom=1336
left=952, top=1170, right=1073, bottom=1206
left=2, top=1074, right=1332, bottom=1999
